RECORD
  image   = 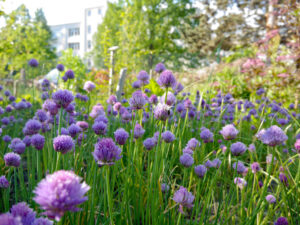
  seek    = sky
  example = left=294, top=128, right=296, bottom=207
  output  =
left=0, top=0, right=107, bottom=25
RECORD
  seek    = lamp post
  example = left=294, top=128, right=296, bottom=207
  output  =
left=108, top=46, right=119, bottom=96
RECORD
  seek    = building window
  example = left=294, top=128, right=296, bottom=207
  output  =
left=68, top=28, right=80, bottom=37
left=98, top=8, right=101, bottom=15
left=68, top=42, right=80, bottom=50
left=88, top=25, right=91, bottom=34
left=88, top=10, right=91, bottom=16
left=88, top=40, right=92, bottom=49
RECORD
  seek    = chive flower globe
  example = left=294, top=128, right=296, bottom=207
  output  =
left=157, top=70, right=177, bottom=89
left=0, top=213, right=22, bottom=225
left=234, top=177, right=247, bottom=189
left=93, top=138, right=122, bottom=167
left=133, top=123, right=145, bottom=139
left=154, top=103, right=171, bottom=121
left=173, top=186, right=195, bottom=213
left=137, top=70, right=150, bottom=85
left=129, top=90, right=146, bottom=110
left=114, top=128, right=129, bottom=145
left=161, top=131, right=175, bottom=143
left=52, top=90, right=74, bottom=108
left=65, top=69, right=74, bottom=79
left=160, top=92, right=176, bottom=106
left=295, top=139, right=300, bottom=152
left=230, top=142, right=247, bottom=156
left=28, top=58, right=39, bottom=67
left=186, top=138, right=200, bottom=150
left=220, top=124, right=239, bottom=140
left=9, top=138, right=26, bottom=155
left=42, top=99, right=58, bottom=115
left=33, top=217, right=53, bottom=225
left=161, top=183, right=170, bottom=193
left=179, top=153, right=194, bottom=167
left=4, top=152, right=21, bottom=167
left=35, top=110, right=48, bottom=123
left=56, top=64, right=65, bottom=72
left=274, top=217, right=288, bottom=225
left=200, top=128, right=214, bottom=143
left=266, top=194, right=276, bottom=204
left=31, top=134, right=45, bottom=151
left=155, top=62, right=166, bottom=73
left=92, top=122, right=107, bottom=135
left=194, top=165, right=207, bottom=178
left=260, top=125, right=288, bottom=147
left=68, top=124, right=82, bottom=138
left=10, top=202, right=36, bottom=225
left=0, top=175, right=9, bottom=188
left=149, top=94, right=158, bottom=105
left=33, top=170, right=90, bottom=221
left=23, top=119, right=42, bottom=135
left=251, top=162, right=261, bottom=173
left=53, top=135, right=74, bottom=154
left=83, top=81, right=96, bottom=92
left=143, top=138, right=156, bottom=150
left=232, top=161, right=247, bottom=174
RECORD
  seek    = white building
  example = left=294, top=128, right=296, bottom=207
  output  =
left=50, top=6, right=106, bottom=68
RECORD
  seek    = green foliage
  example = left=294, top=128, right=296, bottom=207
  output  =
left=58, top=49, right=87, bottom=92
left=223, top=46, right=256, bottom=64
left=0, top=5, right=56, bottom=79
left=93, top=0, right=196, bottom=74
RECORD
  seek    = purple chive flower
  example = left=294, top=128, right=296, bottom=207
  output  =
left=248, top=144, right=256, bottom=152
left=31, top=134, right=45, bottom=151
left=160, top=92, right=176, bottom=106
left=33, top=217, right=53, bottom=225
left=129, top=90, right=146, bottom=110
left=0, top=213, right=22, bottom=225
left=3, top=135, right=12, bottom=143
left=10, top=202, right=36, bottom=225
left=149, top=94, right=158, bottom=104
left=53, top=135, right=74, bottom=154
left=173, top=186, right=194, bottom=213
left=93, top=138, right=122, bottom=167
left=175, top=82, right=184, bottom=93
left=161, top=183, right=170, bottom=193
left=65, top=69, right=74, bottom=79
left=9, top=95, right=16, bottom=102
left=4, top=90, right=11, bottom=96
left=43, top=99, right=58, bottom=115
left=180, top=153, right=194, bottom=167
left=35, top=110, right=48, bottom=123
left=154, top=103, right=171, bottom=121
left=1, top=117, right=10, bottom=125
left=23, top=119, right=42, bottom=136
left=62, top=76, right=68, bottom=82
left=266, top=194, right=276, bottom=204
left=107, top=95, right=117, bottom=105
left=114, top=128, right=129, bottom=145
left=157, top=70, right=177, bottom=89
left=68, top=124, right=82, bottom=138
left=234, top=177, right=247, bottom=189
left=0, top=175, right=9, bottom=188
left=52, top=90, right=74, bottom=108
left=92, top=122, right=107, bottom=135
left=187, top=138, right=199, bottom=150
left=183, top=147, right=194, bottom=155
left=230, top=142, right=247, bottom=156
left=4, top=152, right=21, bottom=167
left=9, top=138, right=26, bottom=154
left=279, top=173, right=288, bottom=186
left=212, top=158, right=222, bottom=168
left=137, top=70, right=149, bottom=85
left=33, top=170, right=90, bottom=221
left=155, top=62, right=166, bottom=73
left=220, top=124, right=239, bottom=140
left=194, top=165, right=207, bottom=178
left=60, top=128, right=70, bottom=136
left=28, top=58, right=39, bottom=67
left=274, top=217, right=288, bottom=225
left=76, top=121, right=89, bottom=131
left=161, top=131, right=175, bottom=143
left=200, top=128, right=214, bottom=143
left=113, top=102, right=122, bottom=112
left=143, top=137, right=156, bottom=150
left=251, top=162, right=261, bottom=173
left=133, top=123, right=145, bottom=139
left=260, top=125, right=288, bottom=147
left=56, top=64, right=65, bottom=72
left=83, top=81, right=96, bottom=92
left=132, top=80, right=142, bottom=89
left=232, top=161, right=247, bottom=174
left=295, top=139, right=300, bottom=152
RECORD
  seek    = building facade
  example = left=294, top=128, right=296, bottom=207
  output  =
left=50, top=6, right=105, bottom=68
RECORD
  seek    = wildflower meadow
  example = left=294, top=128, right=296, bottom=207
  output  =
left=0, top=59, right=299, bottom=225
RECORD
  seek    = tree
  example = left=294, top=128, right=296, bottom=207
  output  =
left=181, top=0, right=270, bottom=59
left=0, top=5, right=56, bottom=78
left=93, top=0, right=196, bottom=73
